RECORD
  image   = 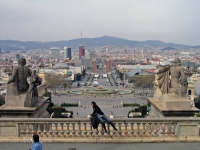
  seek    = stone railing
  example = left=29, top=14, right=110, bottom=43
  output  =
left=0, top=118, right=200, bottom=142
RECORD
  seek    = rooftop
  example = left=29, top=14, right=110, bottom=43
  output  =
left=118, top=65, right=156, bottom=70
left=53, top=62, right=69, bottom=69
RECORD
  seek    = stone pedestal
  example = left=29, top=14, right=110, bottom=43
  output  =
left=0, top=83, right=49, bottom=118
left=158, top=94, right=191, bottom=109
left=148, top=95, right=199, bottom=118
left=5, top=82, right=32, bottom=107
left=119, top=101, right=123, bottom=107
left=110, top=114, right=114, bottom=118
left=78, top=101, right=82, bottom=107
left=0, top=97, right=49, bottom=118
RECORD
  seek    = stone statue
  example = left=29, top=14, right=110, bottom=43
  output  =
left=5, top=58, right=42, bottom=107
left=29, top=70, right=42, bottom=99
left=156, top=57, right=187, bottom=97
left=148, top=57, right=198, bottom=118
left=7, top=58, right=32, bottom=93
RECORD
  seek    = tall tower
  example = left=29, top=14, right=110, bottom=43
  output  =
left=133, top=49, right=136, bottom=65
left=109, top=46, right=113, bottom=70
left=79, top=45, right=85, bottom=59
left=92, top=58, right=96, bottom=73
left=64, top=47, right=72, bottom=60
left=106, top=58, right=110, bottom=73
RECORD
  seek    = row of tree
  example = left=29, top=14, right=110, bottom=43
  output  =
left=129, top=75, right=155, bottom=88
left=45, top=69, right=86, bottom=93
left=45, top=74, right=71, bottom=94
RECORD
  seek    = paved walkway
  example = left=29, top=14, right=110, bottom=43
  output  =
left=1, top=143, right=200, bottom=150
left=51, top=96, right=148, bottom=117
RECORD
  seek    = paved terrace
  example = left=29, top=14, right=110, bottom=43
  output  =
left=51, top=96, right=148, bottom=118
left=1, top=143, right=200, bottom=150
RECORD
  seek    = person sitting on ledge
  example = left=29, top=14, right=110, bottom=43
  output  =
left=30, top=134, right=42, bottom=150
left=90, top=101, right=117, bottom=133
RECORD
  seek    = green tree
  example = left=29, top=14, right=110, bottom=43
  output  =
left=130, top=75, right=155, bottom=88
left=195, top=96, right=200, bottom=109
left=76, top=73, right=82, bottom=81
left=82, top=69, right=86, bottom=76
left=0, top=95, right=5, bottom=106
left=119, top=72, right=124, bottom=80
left=45, top=73, right=72, bottom=94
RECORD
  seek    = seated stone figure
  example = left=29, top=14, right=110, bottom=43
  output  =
left=169, top=57, right=187, bottom=97
left=6, top=58, right=32, bottom=107
left=156, top=57, right=187, bottom=97
left=29, top=70, right=42, bottom=106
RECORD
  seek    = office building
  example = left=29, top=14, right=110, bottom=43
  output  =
left=64, top=47, right=72, bottom=60
left=50, top=47, right=60, bottom=58
left=79, top=45, right=85, bottom=59
left=15, top=54, right=20, bottom=59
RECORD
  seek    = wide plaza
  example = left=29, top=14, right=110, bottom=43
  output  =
left=51, top=95, right=148, bottom=118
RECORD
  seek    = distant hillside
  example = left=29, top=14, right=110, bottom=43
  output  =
left=0, top=36, right=195, bottom=51
left=191, top=45, right=200, bottom=49
left=162, top=47, right=176, bottom=50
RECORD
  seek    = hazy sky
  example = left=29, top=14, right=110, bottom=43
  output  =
left=0, top=0, right=200, bottom=45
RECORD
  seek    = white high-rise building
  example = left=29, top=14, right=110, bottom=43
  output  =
left=50, top=47, right=60, bottom=58
left=64, top=47, right=72, bottom=60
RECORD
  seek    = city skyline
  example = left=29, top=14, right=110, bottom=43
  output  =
left=0, top=0, right=200, bottom=45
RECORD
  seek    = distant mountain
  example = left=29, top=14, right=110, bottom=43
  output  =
left=191, top=45, right=200, bottom=49
left=0, top=36, right=196, bottom=51
left=162, top=47, right=176, bottom=50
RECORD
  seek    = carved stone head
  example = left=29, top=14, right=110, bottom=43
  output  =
left=173, top=57, right=181, bottom=67
left=18, top=58, right=26, bottom=66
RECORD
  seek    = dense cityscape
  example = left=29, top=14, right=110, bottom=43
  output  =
left=1, top=0, right=200, bottom=150
left=1, top=38, right=200, bottom=115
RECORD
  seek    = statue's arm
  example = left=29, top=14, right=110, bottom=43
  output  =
left=7, top=68, right=17, bottom=84
left=179, top=68, right=187, bottom=85
left=28, top=68, right=32, bottom=77
left=157, top=65, right=170, bottom=74
left=180, top=68, right=186, bottom=79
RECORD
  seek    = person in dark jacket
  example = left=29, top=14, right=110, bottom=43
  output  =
left=90, top=113, right=100, bottom=129
left=91, top=101, right=117, bottom=133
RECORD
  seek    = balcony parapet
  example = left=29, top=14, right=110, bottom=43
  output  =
left=0, top=118, right=200, bottom=142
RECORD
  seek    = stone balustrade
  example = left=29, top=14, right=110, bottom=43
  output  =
left=0, top=118, right=200, bottom=142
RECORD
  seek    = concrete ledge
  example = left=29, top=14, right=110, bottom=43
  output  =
left=1, top=136, right=200, bottom=143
